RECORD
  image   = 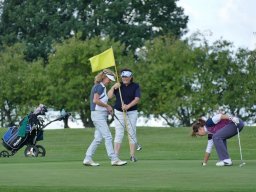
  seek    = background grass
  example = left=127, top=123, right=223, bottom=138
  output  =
left=0, top=126, right=255, bottom=192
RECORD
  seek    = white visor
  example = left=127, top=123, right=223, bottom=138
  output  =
left=106, top=74, right=116, bottom=81
left=201, top=116, right=207, bottom=121
left=121, top=71, right=132, bottom=77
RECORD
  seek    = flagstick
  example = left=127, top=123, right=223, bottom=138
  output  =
left=114, top=65, right=131, bottom=144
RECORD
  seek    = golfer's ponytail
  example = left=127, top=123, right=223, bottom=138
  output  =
left=94, top=72, right=104, bottom=84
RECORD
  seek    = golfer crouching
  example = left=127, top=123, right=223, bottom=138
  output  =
left=191, top=114, right=244, bottom=167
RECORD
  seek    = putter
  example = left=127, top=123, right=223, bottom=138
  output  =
left=236, top=123, right=246, bottom=167
left=126, top=112, right=143, bottom=151
left=113, top=113, right=142, bottom=151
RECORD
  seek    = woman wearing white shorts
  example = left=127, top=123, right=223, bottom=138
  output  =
left=108, top=68, right=141, bottom=162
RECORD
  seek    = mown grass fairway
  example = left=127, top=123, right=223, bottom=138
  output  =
left=0, top=127, right=255, bottom=192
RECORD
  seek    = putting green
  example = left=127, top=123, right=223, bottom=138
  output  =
left=0, top=127, right=255, bottom=192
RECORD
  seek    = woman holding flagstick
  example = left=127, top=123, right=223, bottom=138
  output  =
left=108, top=68, right=141, bottom=162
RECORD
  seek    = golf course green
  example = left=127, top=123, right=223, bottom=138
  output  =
left=0, top=127, right=255, bottom=192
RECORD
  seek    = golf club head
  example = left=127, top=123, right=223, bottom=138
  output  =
left=136, top=144, right=142, bottom=151
left=58, top=111, right=71, bottom=120
left=239, top=162, right=246, bottom=167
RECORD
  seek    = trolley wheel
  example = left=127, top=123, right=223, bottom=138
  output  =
left=0, top=150, right=10, bottom=158
left=24, top=145, right=39, bottom=157
left=35, top=145, right=46, bottom=157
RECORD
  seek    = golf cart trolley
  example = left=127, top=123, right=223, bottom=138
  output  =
left=0, top=104, right=70, bottom=158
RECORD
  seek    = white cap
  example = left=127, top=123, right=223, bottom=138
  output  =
left=121, top=71, right=132, bottom=77
left=106, top=74, right=116, bottom=81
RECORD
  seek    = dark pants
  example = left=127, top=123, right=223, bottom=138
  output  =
left=213, top=120, right=244, bottom=161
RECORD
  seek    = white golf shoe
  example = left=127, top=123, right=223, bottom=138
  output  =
left=216, top=159, right=233, bottom=167
left=83, top=160, right=100, bottom=166
left=111, top=159, right=127, bottom=166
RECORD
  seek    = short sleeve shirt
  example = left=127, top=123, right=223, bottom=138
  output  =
left=90, top=82, right=108, bottom=111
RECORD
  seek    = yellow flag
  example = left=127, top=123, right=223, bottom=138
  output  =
left=89, top=48, right=116, bottom=72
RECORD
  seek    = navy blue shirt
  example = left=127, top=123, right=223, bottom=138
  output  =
left=113, top=82, right=141, bottom=112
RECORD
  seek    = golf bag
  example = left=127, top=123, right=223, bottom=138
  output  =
left=0, top=104, right=70, bottom=158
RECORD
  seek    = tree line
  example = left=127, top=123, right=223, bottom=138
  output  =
left=0, top=0, right=255, bottom=127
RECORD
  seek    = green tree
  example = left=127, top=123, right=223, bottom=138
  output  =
left=134, top=36, right=196, bottom=126
left=244, top=50, right=256, bottom=122
left=223, top=48, right=256, bottom=121
left=0, top=43, right=46, bottom=126
left=0, top=0, right=188, bottom=62
left=0, top=0, right=79, bottom=62
left=191, top=39, right=236, bottom=116
left=77, top=0, right=188, bottom=51
left=186, top=34, right=256, bottom=123
left=134, top=34, right=256, bottom=126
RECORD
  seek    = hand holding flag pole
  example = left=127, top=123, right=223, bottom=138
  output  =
left=114, top=64, right=142, bottom=151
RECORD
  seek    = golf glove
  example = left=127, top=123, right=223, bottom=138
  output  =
left=228, top=115, right=239, bottom=125
left=112, top=82, right=120, bottom=90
